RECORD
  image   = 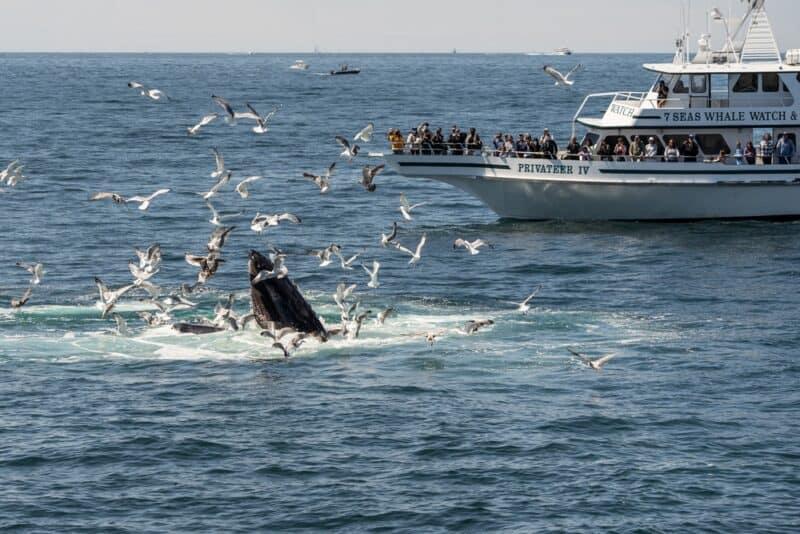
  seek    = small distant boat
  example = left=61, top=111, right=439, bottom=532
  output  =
left=329, top=64, right=360, bottom=76
left=553, top=47, right=573, bottom=56
left=290, top=59, right=310, bottom=70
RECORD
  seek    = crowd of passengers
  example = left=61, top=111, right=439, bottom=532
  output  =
left=388, top=126, right=797, bottom=164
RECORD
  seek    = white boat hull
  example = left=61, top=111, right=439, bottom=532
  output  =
left=383, top=154, right=800, bottom=220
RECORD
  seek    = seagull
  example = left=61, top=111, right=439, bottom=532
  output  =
left=198, top=171, right=231, bottom=200
left=133, top=244, right=161, bottom=272
left=185, top=253, right=226, bottom=284
left=349, top=309, right=372, bottom=340
left=187, top=113, right=218, bottom=136
left=88, top=192, right=127, bottom=204
left=252, top=254, right=289, bottom=284
left=422, top=329, right=447, bottom=345
left=309, top=244, right=340, bottom=267
left=380, top=222, right=398, bottom=247
left=129, top=262, right=158, bottom=284
left=399, top=193, right=427, bottom=221
left=247, top=103, right=279, bottom=134
left=206, top=200, right=242, bottom=226
left=567, top=348, right=617, bottom=371
left=16, top=262, right=44, bottom=285
left=336, top=251, right=360, bottom=271
left=128, top=81, right=167, bottom=100
left=361, top=260, right=380, bottom=289
left=250, top=213, right=301, bottom=233
left=0, top=160, right=20, bottom=182
left=354, top=122, right=374, bottom=143
left=94, top=277, right=136, bottom=318
left=542, top=64, right=582, bottom=87
left=335, top=136, right=360, bottom=161
left=210, top=147, right=226, bottom=179
left=10, top=287, right=32, bottom=309
left=235, top=175, right=262, bottom=199
left=515, top=286, right=542, bottom=315
left=206, top=225, right=235, bottom=253
left=127, top=188, right=170, bottom=211
left=211, top=95, right=237, bottom=122
left=394, top=233, right=426, bottom=266
left=112, top=313, right=130, bottom=336
left=302, top=162, right=335, bottom=194
left=360, top=164, right=385, bottom=192
left=453, top=238, right=493, bottom=255
left=462, top=319, right=494, bottom=335
left=334, top=282, right=357, bottom=311
left=375, top=307, right=394, bottom=326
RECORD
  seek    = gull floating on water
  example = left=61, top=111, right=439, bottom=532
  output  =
left=128, top=81, right=167, bottom=100
left=567, top=348, right=617, bottom=371
left=360, top=164, right=385, bottom=192
left=361, top=260, right=380, bottom=288
left=187, top=113, right=219, bottom=136
left=453, top=238, right=493, bottom=255
left=302, top=162, right=335, bottom=194
left=399, top=193, right=427, bottom=221
left=335, top=136, right=360, bottom=161
left=235, top=175, right=263, bottom=199
left=16, top=262, right=44, bottom=285
left=354, top=122, right=374, bottom=143
left=542, top=64, right=582, bottom=87
left=127, top=188, right=170, bottom=211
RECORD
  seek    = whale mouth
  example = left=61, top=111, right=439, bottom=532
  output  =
left=249, top=250, right=327, bottom=339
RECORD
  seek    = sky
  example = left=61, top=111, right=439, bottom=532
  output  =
left=0, top=0, right=795, bottom=53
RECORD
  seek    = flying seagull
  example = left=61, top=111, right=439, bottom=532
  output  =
left=11, top=287, right=32, bottom=309
left=250, top=212, right=301, bottom=233
left=88, top=192, right=127, bottom=204
left=127, top=188, right=170, bottom=211
left=515, top=286, right=542, bottom=315
left=394, top=233, right=427, bottom=266
left=335, top=136, right=360, bottom=161
left=453, top=238, right=493, bottom=255
left=567, top=348, right=617, bottom=371
left=361, top=260, right=380, bottom=289
left=16, top=262, right=44, bottom=285
left=205, top=200, right=242, bottom=226
left=360, top=164, right=385, bottom=192
left=354, top=122, right=374, bottom=143
left=198, top=171, right=231, bottom=200
left=210, top=146, right=225, bottom=179
left=187, top=113, right=218, bottom=136
left=380, top=222, right=398, bottom=247
left=399, top=193, right=427, bottom=221
left=128, top=81, right=167, bottom=100
left=235, top=175, right=263, bottom=199
left=302, top=162, right=335, bottom=194
left=542, top=64, right=583, bottom=86
left=247, top=103, right=279, bottom=134
left=375, top=307, right=394, bottom=326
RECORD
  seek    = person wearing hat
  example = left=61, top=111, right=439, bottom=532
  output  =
left=406, top=128, right=420, bottom=155
left=776, top=132, right=795, bottom=164
left=539, top=128, right=550, bottom=145
left=681, top=134, right=699, bottom=163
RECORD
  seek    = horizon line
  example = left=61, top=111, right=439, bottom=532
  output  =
left=0, top=50, right=677, bottom=55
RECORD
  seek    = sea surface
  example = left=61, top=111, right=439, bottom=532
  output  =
left=0, top=53, right=799, bottom=532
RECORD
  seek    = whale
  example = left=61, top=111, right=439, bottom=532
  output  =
left=248, top=250, right=327, bottom=338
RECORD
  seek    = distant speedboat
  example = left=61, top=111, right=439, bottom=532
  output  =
left=290, top=59, right=310, bottom=70
left=553, top=47, right=572, bottom=56
left=329, top=64, right=360, bottom=76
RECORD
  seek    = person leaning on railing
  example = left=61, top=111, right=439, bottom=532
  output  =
left=629, top=135, right=644, bottom=162
left=776, top=132, right=796, bottom=164
left=564, top=136, right=580, bottom=160
left=760, top=133, right=774, bottom=165
left=681, top=135, right=699, bottom=163
left=613, top=137, right=627, bottom=161
left=432, top=128, right=445, bottom=155
left=664, top=139, right=680, bottom=162
left=644, top=137, right=659, bottom=160
left=388, top=128, right=405, bottom=154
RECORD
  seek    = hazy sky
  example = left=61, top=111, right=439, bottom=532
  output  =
left=1, top=0, right=795, bottom=53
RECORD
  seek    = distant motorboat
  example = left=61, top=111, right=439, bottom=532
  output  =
left=553, top=47, right=573, bottom=56
left=329, top=64, right=360, bottom=76
left=290, top=59, right=310, bottom=70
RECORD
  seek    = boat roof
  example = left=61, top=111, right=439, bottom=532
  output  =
left=644, top=62, right=800, bottom=75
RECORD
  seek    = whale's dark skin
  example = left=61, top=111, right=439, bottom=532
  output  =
left=172, top=323, right=226, bottom=335
left=249, top=250, right=327, bottom=338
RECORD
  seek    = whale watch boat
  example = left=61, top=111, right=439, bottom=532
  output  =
left=383, top=0, right=800, bottom=220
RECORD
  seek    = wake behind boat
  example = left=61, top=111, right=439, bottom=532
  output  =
left=384, top=1, right=800, bottom=220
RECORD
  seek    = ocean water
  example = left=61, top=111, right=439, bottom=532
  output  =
left=1, top=53, right=799, bottom=532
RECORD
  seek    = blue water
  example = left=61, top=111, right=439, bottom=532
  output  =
left=1, top=53, right=799, bottom=532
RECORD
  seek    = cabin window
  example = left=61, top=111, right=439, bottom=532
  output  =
left=673, top=76, right=690, bottom=94
left=691, top=75, right=707, bottom=94
left=581, top=133, right=599, bottom=147
left=662, top=135, right=691, bottom=151
left=762, top=73, right=780, bottom=92
left=694, top=134, right=731, bottom=155
left=733, top=73, right=758, bottom=92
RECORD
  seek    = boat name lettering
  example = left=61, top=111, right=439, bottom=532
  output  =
left=609, top=104, right=635, bottom=118
left=663, top=111, right=791, bottom=123
left=518, top=163, right=589, bottom=175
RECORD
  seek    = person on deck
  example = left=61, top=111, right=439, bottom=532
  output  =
left=644, top=137, right=659, bottom=160
left=565, top=136, right=580, bottom=160
left=664, top=139, right=680, bottom=162
left=613, top=137, right=627, bottom=161
left=656, top=80, right=669, bottom=108
left=492, top=133, right=504, bottom=156
left=542, top=134, right=558, bottom=160
left=681, top=135, right=699, bottom=163
left=388, top=128, right=405, bottom=154
left=629, top=135, right=644, bottom=162
left=734, top=141, right=744, bottom=165
left=776, top=132, right=795, bottom=164
left=760, top=133, right=774, bottom=165
left=744, top=141, right=756, bottom=165
left=432, top=128, right=445, bottom=155
left=597, top=139, right=613, bottom=161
